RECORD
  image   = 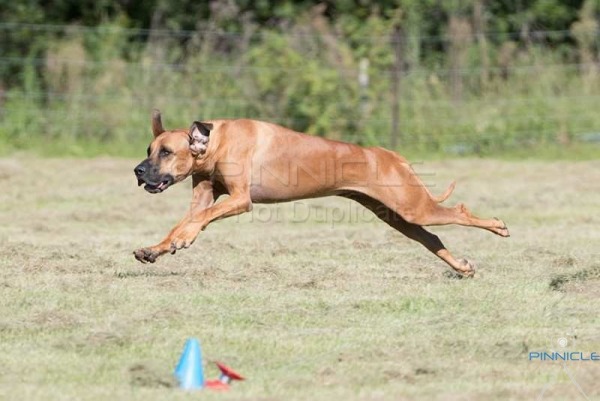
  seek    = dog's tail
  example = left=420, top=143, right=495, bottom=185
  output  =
left=432, top=181, right=456, bottom=203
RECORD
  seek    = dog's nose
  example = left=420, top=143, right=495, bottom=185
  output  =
left=134, top=165, right=146, bottom=177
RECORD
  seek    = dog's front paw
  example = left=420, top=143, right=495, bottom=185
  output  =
left=168, top=227, right=199, bottom=254
left=169, top=236, right=195, bottom=254
left=133, top=247, right=160, bottom=264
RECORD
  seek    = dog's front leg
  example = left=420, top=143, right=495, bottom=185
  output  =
left=165, top=193, right=252, bottom=254
left=133, top=177, right=218, bottom=264
left=134, top=192, right=251, bottom=264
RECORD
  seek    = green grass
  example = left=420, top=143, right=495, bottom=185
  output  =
left=1, top=131, right=598, bottom=161
left=0, top=157, right=599, bottom=400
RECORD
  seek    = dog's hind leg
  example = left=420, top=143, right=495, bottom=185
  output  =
left=409, top=201, right=510, bottom=237
left=342, top=192, right=476, bottom=277
left=362, top=152, right=509, bottom=237
left=364, top=155, right=509, bottom=237
left=443, top=203, right=509, bottom=236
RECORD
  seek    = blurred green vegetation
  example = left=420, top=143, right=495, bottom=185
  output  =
left=0, top=0, right=599, bottom=158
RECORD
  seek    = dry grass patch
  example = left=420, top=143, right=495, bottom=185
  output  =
left=0, top=158, right=598, bottom=400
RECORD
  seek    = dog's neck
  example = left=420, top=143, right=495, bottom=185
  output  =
left=191, top=145, right=218, bottom=176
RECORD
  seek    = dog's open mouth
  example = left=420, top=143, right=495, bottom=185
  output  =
left=138, top=177, right=173, bottom=193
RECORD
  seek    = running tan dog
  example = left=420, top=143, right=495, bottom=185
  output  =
left=133, top=110, right=509, bottom=276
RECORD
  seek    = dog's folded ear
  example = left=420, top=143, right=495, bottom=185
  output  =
left=189, top=121, right=213, bottom=156
left=190, top=121, right=212, bottom=137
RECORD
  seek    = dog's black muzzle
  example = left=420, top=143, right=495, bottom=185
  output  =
left=134, top=160, right=174, bottom=194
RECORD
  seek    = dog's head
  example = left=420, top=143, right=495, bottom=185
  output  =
left=134, top=109, right=213, bottom=194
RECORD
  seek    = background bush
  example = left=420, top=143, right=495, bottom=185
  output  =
left=0, top=0, right=599, bottom=157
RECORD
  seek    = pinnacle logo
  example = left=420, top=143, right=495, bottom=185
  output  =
left=528, top=352, right=600, bottom=361
left=528, top=338, right=599, bottom=361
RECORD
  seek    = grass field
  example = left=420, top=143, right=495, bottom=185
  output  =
left=0, top=157, right=598, bottom=400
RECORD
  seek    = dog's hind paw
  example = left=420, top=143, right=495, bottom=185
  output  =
left=492, top=218, right=510, bottom=237
left=457, top=258, right=476, bottom=278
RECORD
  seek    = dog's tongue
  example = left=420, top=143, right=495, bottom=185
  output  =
left=157, top=181, right=166, bottom=190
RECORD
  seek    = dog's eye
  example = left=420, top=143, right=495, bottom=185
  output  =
left=146, top=146, right=151, bottom=157
left=159, top=148, right=172, bottom=158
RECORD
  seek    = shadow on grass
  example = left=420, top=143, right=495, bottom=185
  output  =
left=114, top=270, right=185, bottom=279
left=549, top=265, right=600, bottom=291
left=129, top=363, right=177, bottom=388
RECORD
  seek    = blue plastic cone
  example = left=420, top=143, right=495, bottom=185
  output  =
left=174, top=338, right=205, bottom=390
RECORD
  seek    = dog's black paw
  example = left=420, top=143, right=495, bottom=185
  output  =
left=133, top=248, right=159, bottom=264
